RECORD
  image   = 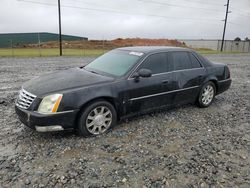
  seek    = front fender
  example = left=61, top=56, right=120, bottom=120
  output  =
left=59, top=83, right=119, bottom=112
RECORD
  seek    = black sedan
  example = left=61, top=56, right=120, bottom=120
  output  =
left=15, top=46, right=231, bottom=137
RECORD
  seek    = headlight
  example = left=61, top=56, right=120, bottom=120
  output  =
left=38, top=94, right=63, bottom=114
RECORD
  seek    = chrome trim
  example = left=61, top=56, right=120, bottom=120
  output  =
left=128, top=67, right=205, bottom=80
left=16, top=88, right=36, bottom=109
left=168, top=67, right=204, bottom=73
left=35, top=125, right=64, bottom=132
left=127, top=50, right=205, bottom=80
left=218, top=78, right=231, bottom=83
left=35, top=110, right=75, bottom=115
left=152, top=68, right=205, bottom=77
left=21, top=88, right=36, bottom=98
left=129, top=85, right=199, bottom=101
left=151, top=71, right=171, bottom=77
left=128, top=53, right=150, bottom=79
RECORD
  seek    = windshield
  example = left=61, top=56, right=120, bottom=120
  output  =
left=84, top=50, right=142, bottom=77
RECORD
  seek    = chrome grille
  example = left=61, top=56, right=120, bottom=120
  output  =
left=16, top=88, right=36, bottom=109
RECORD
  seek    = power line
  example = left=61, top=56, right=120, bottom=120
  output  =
left=147, top=0, right=224, bottom=7
left=138, top=0, right=223, bottom=12
left=70, top=0, right=228, bottom=17
left=18, top=0, right=222, bottom=22
left=228, top=21, right=247, bottom=27
left=139, top=0, right=250, bottom=18
left=18, top=0, right=249, bottom=43
left=67, top=0, right=108, bottom=8
left=230, top=8, right=250, bottom=17
left=184, top=0, right=224, bottom=6
left=20, top=0, right=250, bottom=21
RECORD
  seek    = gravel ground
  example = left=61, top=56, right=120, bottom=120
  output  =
left=0, top=54, right=249, bottom=188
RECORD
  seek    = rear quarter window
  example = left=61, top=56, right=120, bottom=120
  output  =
left=194, top=52, right=213, bottom=67
left=189, top=53, right=202, bottom=68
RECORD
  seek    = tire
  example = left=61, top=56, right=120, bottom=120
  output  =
left=77, top=100, right=117, bottom=137
left=197, top=81, right=216, bottom=108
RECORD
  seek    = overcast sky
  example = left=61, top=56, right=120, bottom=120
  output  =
left=0, top=0, right=249, bottom=40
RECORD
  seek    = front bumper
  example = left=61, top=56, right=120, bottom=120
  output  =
left=15, top=105, right=79, bottom=132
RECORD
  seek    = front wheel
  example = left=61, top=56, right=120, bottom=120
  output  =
left=197, top=82, right=216, bottom=108
left=78, top=100, right=117, bottom=137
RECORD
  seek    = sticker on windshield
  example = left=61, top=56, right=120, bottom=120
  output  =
left=129, top=52, right=144, bottom=56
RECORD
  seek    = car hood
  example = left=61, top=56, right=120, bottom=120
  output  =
left=23, top=68, right=115, bottom=96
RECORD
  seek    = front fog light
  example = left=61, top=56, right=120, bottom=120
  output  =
left=38, top=94, right=62, bottom=114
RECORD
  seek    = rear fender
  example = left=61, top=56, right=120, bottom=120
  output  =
left=202, top=76, right=218, bottom=93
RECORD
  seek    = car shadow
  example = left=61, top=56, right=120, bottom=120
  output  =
left=21, top=97, right=224, bottom=140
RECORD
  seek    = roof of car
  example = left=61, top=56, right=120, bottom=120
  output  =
left=117, top=46, right=193, bottom=54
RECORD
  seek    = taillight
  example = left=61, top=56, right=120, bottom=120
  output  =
left=224, top=66, right=230, bottom=79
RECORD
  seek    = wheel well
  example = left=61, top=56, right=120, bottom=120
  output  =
left=74, top=97, right=117, bottom=128
left=210, top=80, right=218, bottom=94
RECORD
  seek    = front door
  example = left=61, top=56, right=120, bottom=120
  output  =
left=126, top=52, right=175, bottom=114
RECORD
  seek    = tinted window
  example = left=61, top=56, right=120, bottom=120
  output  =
left=172, top=52, right=192, bottom=71
left=85, top=50, right=141, bottom=76
left=195, top=52, right=212, bottom=67
left=189, top=53, right=202, bottom=68
left=140, top=53, right=168, bottom=74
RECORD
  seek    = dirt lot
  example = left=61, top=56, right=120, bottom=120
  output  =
left=27, top=38, right=184, bottom=49
left=0, top=54, right=249, bottom=188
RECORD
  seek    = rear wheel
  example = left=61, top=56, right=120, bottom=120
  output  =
left=78, top=100, right=117, bottom=137
left=197, top=82, right=216, bottom=108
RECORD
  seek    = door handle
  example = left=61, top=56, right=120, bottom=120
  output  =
left=162, top=80, right=169, bottom=84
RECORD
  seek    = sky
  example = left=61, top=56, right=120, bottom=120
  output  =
left=0, top=0, right=249, bottom=40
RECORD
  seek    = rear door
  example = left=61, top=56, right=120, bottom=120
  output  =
left=170, top=51, right=206, bottom=105
left=126, top=52, right=175, bottom=114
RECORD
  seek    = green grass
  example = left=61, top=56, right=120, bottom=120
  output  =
left=0, top=48, right=248, bottom=57
left=0, top=48, right=108, bottom=57
left=197, top=50, right=247, bottom=54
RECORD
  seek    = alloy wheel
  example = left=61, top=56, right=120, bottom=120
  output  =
left=86, top=106, right=112, bottom=135
left=201, top=85, right=214, bottom=105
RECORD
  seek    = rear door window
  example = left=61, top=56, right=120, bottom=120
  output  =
left=171, top=52, right=192, bottom=71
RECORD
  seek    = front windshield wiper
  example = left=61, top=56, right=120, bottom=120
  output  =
left=90, top=70, right=99, bottom=74
left=84, top=67, right=100, bottom=75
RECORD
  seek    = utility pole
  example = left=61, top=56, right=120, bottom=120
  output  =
left=38, top=32, right=41, bottom=57
left=221, top=0, right=230, bottom=52
left=82, top=37, right=86, bottom=56
left=10, top=39, right=14, bottom=57
left=58, top=0, right=62, bottom=56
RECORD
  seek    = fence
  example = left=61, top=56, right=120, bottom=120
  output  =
left=181, top=39, right=250, bottom=52
left=1, top=37, right=250, bottom=57
left=217, top=40, right=250, bottom=52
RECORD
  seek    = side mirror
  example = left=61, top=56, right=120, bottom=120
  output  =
left=132, top=69, right=152, bottom=82
left=138, top=69, right=152, bottom=78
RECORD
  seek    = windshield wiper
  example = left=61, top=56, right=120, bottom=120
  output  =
left=84, top=68, right=100, bottom=75
left=90, top=70, right=99, bottom=74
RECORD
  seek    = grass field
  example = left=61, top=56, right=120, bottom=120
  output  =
left=0, top=48, right=248, bottom=57
left=0, top=48, right=108, bottom=57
